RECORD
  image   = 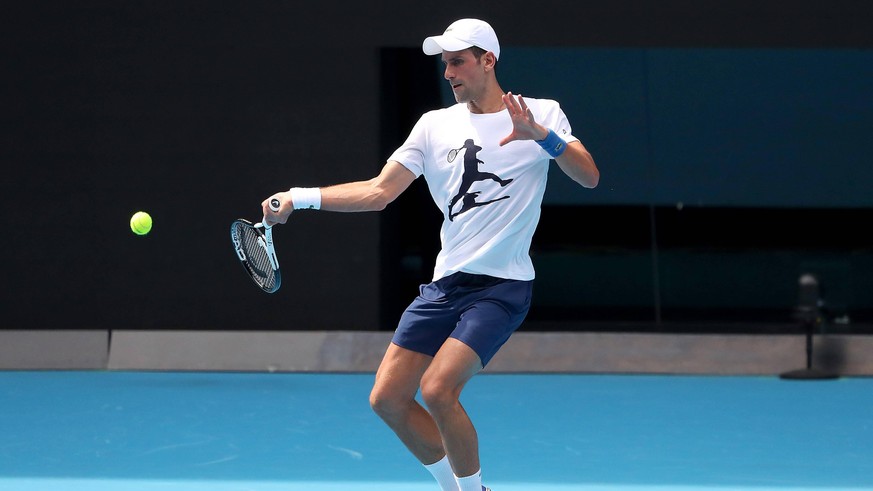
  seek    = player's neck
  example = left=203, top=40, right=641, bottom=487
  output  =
left=466, top=84, right=505, bottom=114
left=467, top=97, right=505, bottom=114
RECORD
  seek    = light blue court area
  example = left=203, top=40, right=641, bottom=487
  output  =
left=0, top=371, right=871, bottom=491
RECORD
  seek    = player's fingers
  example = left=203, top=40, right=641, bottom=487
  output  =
left=265, top=192, right=292, bottom=212
left=261, top=201, right=281, bottom=226
left=525, top=107, right=537, bottom=124
left=264, top=212, right=289, bottom=227
left=520, top=96, right=536, bottom=123
left=503, top=91, right=520, bottom=112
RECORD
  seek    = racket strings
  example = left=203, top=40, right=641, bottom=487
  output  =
left=235, top=224, right=277, bottom=290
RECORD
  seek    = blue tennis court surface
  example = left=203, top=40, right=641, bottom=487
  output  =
left=1, top=371, right=871, bottom=490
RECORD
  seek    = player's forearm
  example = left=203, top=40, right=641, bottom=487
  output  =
left=316, top=161, right=416, bottom=213
left=263, top=180, right=387, bottom=225
left=318, top=180, right=393, bottom=212
left=555, top=142, right=599, bottom=188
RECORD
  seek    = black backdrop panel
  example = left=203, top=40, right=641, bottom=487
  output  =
left=2, top=1, right=872, bottom=330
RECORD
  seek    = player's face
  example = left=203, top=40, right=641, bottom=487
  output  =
left=441, top=49, right=486, bottom=104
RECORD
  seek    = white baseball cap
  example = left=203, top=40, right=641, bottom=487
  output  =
left=422, top=18, right=500, bottom=60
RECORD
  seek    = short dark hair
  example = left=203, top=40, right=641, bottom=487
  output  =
left=470, top=46, right=487, bottom=59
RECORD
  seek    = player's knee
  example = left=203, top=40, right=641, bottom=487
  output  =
left=419, top=376, right=460, bottom=413
left=368, top=387, right=389, bottom=414
left=369, top=386, right=403, bottom=420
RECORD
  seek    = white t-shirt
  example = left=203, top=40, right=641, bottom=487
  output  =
left=389, top=98, right=578, bottom=281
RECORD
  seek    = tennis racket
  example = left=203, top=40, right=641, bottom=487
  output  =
left=230, top=198, right=281, bottom=293
left=447, top=147, right=463, bottom=162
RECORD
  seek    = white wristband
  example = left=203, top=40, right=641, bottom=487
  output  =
left=289, top=187, right=321, bottom=210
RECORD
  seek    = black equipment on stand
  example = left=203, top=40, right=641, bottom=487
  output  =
left=780, top=273, right=839, bottom=380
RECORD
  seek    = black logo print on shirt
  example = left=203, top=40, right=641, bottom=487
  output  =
left=446, top=139, right=513, bottom=221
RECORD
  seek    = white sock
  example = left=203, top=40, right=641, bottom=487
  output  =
left=424, top=455, right=460, bottom=491
left=456, top=469, right=482, bottom=491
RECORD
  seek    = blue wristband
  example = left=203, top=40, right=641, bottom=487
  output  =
left=536, top=129, right=567, bottom=158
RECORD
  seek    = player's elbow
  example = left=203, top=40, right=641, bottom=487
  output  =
left=366, top=179, right=408, bottom=211
left=582, top=167, right=600, bottom=188
left=562, top=160, right=599, bottom=189
left=370, top=195, right=391, bottom=211
left=365, top=183, right=396, bottom=211
left=365, top=161, right=415, bottom=211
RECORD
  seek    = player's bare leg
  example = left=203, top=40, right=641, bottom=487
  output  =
left=420, top=337, right=484, bottom=478
left=370, top=343, right=446, bottom=464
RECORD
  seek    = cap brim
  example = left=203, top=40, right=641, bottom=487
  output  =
left=422, top=35, right=474, bottom=55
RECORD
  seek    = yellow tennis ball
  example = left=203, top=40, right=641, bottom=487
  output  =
left=130, top=211, right=153, bottom=235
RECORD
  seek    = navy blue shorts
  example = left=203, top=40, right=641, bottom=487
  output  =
left=392, top=272, right=533, bottom=367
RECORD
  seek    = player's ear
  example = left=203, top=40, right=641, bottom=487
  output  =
left=484, top=51, right=497, bottom=70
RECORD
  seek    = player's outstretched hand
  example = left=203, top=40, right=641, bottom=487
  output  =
left=498, top=92, right=549, bottom=146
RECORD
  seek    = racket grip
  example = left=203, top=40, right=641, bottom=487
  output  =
left=260, top=198, right=281, bottom=229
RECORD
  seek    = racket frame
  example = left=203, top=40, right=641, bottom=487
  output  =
left=230, top=199, right=282, bottom=293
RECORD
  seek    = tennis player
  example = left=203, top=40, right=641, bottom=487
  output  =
left=263, top=18, right=599, bottom=491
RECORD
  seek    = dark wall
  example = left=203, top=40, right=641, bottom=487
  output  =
left=3, top=1, right=872, bottom=331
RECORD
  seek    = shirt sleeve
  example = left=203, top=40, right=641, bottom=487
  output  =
left=543, top=100, right=579, bottom=145
left=387, top=113, right=431, bottom=178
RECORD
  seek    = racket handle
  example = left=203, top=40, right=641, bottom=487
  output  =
left=260, top=198, right=281, bottom=229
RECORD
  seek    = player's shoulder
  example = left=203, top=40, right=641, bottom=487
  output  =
left=419, top=103, right=468, bottom=123
left=520, top=96, right=560, bottom=111
left=518, top=96, right=566, bottom=122
left=431, top=103, right=468, bottom=115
